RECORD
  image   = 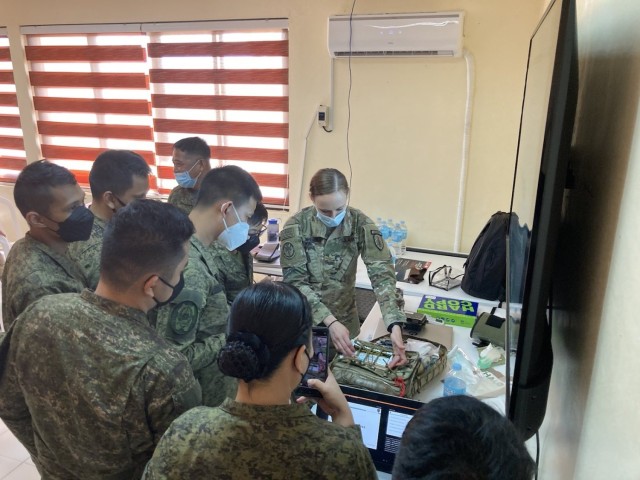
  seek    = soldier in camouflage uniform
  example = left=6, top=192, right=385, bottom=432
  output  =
left=0, top=199, right=201, bottom=479
left=2, top=161, right=92, bottom=329
left=68, top=150, right=150, bottom=289
left=143, top=282, right=377, bottom=480
left=210, top=202, right=268, bottom=304
left=167, top=136, right=212, bottom=214
left=154, top=165, right=262, bottom=407
left=281, top=168, right=407, bottom=368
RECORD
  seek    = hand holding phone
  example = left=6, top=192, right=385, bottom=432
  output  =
left=304, top=370, right=354, bottom=428
left=295, top=326, right=329, bottom=398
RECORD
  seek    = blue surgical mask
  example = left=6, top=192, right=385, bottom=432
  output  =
left=316, top=209, right=346, bottom=228
left=174, top=160, right=201, bottom=189
left=218, top=204, right=250, bottom=251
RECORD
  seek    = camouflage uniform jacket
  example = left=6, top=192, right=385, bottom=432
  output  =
left=68, top=215, right=106, bottom=290
left=0, top=289, right=202, bottom=480
left=209, top=240, right=253, bottom=304
left=280, top=206, right=405, bottom=337
left=1, top=233, right=86, bottom=329
left=142, top=399, right=378, bottom=480
left=153, top=235, right=232, bottom=407
left=167, top=185, right=197, bottom=215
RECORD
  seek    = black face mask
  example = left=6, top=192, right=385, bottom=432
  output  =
left=47, top=206, right=94, bottom=243
left=236, top=234, right=261, bottom=254
left=153, top=271, right=185, bottom=307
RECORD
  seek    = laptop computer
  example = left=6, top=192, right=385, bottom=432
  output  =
left=316, top=385, right=424, bottom=474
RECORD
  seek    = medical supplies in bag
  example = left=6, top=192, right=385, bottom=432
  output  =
left=330, top=336, right=447, bottom=398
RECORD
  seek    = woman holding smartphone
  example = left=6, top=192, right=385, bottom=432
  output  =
left=280, top=168, right=407, bottom=367
left=142, top=281, right=376, bottom=480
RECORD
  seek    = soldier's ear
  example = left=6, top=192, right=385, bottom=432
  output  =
left=293, top=345, right=308, bottom=376
left=25, top=211, right=48, bottom=229
left=103, top=191, right=117, bottom=211
left=143, top=275, right=159, bottom=298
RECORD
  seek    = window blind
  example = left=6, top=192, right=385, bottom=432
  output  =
left=24, top=32, right=157, bottom=188
left=0, top=32, right=27, bottom=182
left=18, top=22, right=289, bottom=205
left=148, top=28, right=289, bottom=205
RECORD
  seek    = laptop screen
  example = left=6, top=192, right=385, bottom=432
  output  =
left=317, top=386, right=424, bottom=473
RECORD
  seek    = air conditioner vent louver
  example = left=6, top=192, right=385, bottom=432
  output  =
left=334, top=50, right=451, bottom=57
left=328, top=12, right=464, bottom=58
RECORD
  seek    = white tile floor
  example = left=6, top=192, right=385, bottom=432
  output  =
left=0, top=420, right=40, bottom=480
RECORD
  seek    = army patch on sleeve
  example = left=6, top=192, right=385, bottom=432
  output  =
left=170, top=301, right=199, bottom=336
left=282, top=241, right=296, bottom=259
left=372, top=230, right=385, bottom=251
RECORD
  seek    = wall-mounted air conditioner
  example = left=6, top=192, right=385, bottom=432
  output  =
left=328, top=12, right=464, bottom=58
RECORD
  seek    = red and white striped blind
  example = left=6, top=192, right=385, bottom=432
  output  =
left=0, top=31, right=27, bottom=182
left=148, top=28, right=289, bottom=205
left=18, top=22, right=289, bottom=204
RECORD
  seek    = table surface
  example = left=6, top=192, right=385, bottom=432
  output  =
left=357, top=295, right=508, bottom=414
left=254, top=249, right=499, bottom=306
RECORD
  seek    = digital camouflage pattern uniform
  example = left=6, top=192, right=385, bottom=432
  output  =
left=281, top=206, right=405, bottom=337
left=169, top=189, right=254, bottom=305
left=167, top=185, right=198, bottom=215
left=142, top=399, right=378, bottom=480
left=1, top=233, right=87, bottom=329
left=153, top=235, right=234, bottom=407
left=68, top=215, right=106, bottom=290
left=0, top=290, right=201, bottom=479
left=209, top=240, right=253, bottom=304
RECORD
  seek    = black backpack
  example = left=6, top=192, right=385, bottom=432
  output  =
left=461, top=212, right=510, bottom=301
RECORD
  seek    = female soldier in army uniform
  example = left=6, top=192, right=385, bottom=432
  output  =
left=143, top=282, right=377, bottom=480
left=280, top=168, right=407, bottom=368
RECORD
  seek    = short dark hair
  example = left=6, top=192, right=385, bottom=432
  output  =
left=89, top=150, right=151, bottom=198
left=392, top=395, right=535, bottom=480
left=249, top=203, right=269, bottom=228
left=100, top=199, right=195, bottom=289
left=173, top=137, right=211, bottom=162
left=14, top=160, right=78, bottom=217
left=218, top=281, right=312, bottom=382
left=195, top=165, right=262, bottom=210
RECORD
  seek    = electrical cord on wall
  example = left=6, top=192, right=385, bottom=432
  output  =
left=345, top=0, right=356, bottom=196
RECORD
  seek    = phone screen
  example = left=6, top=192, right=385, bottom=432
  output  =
left=296, top=326, right=329, bottom=397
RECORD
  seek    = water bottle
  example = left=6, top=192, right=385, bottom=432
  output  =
left=379, top=219, right=391, bottom=241
left=443, top=363, right=467, bottom=397
left=267, top=218, right=279, bottom=243
left=399, top=220, right=408, bottom=256
left=392, top=223, right=404, bottom=257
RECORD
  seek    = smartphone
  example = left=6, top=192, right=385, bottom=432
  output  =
left=295, top=326, right=330, bottom=398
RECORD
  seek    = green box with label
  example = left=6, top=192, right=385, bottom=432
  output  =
left=417, top=295, right=478, bottom=328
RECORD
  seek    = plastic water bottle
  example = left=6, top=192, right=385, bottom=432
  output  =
left=391, top=223, right=404, bottom=257
left=443, top=363, right=467, bottom=397
left=399, top=220, right=408, bottom=256
left=267, top=218, right=279, bottom=243
left=379, top=219, right=391, bottom=240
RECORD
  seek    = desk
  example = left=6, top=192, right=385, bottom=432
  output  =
left=254, top=249, right=499, bottom=307
left=357, top=295, right=507, bottom=415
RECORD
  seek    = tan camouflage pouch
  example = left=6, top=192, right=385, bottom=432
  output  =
left=331, top=337, right=447, bottom=398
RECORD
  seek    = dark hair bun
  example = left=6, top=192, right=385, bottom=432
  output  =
left=218, top=332, right=271, bottom=382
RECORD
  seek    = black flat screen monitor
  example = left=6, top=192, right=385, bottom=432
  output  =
left=316, top=386, right=423, bottom=473
left=506, top=0, right=578, bottom=440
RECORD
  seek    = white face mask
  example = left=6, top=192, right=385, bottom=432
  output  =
left=218, top=204, right=250, bottom=251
